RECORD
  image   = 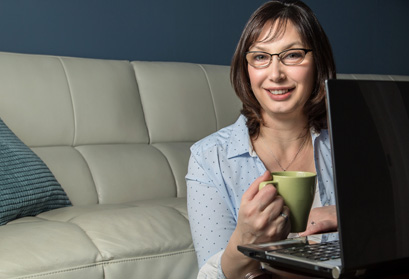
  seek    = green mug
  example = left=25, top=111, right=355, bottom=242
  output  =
left=259, top=171, right=317, bottom=233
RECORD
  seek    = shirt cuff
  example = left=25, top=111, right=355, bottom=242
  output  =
left=197, top=250, right=226, bottom=279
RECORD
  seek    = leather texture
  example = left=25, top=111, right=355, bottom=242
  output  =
left=0, top=51, right=407, bottom=279
left=0, top=52, right=241, bottom=279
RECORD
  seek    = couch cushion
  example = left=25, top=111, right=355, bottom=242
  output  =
left=131, top=61, right=241, bottom=144
left=75, top=144, right=177, bottom=203
left=0, top=119, right=71, bottom=225
left=0, top=199, right=198, bottom=279
left=0, top=220, right=104, bottom=279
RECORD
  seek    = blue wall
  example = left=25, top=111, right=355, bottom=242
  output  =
left=0, top=0, right=407, bottom=75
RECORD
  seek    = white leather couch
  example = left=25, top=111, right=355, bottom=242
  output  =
left=0, top=51, right=407, bottom=279
left=0, top=51, right=242, bottom=279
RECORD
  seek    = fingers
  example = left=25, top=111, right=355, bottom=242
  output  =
left=299, top=220, right=330, bottom=236
left=280, top=206, right=291, bottom=236
left=247, top=171, right=284, bottom=228
left=265, top=205, right=291, bottom=240
left=262, top=193, right=283, bottom=219
left=272, top=205, right=290, bottom=226
left=298, top=221, right=320, bottom=237
left=257, top=183, right=279, bottom=211
left=242, top=170, right=272, bottom=201
left=237, top=170, right=290, bottom=243
left=260, top=198, right=287, bottom=229
left=298, top=206, right=338, bottom=236
left=243, top=187, right=282, bottom=232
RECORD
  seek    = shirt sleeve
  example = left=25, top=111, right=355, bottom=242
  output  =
left=196, top=250, right=227, bottom=279
left=186, top=151, right=236, bottom=274
left=313, top=130, right=336, bottom=207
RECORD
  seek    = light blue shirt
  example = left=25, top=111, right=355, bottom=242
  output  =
left=186, top=114, right=336, bottom=269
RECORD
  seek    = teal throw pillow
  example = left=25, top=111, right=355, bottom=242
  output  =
left=0, top=118, right=71, bottom=225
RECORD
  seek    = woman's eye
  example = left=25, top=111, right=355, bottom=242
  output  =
left=283, top=51, right=303, bottom=60
left=254, top=54, right=269, bottom=61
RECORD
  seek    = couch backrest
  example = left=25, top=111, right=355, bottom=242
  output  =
left=1, top=51, right=408, bottom=206
left=0, top=52, right=242, bottom=205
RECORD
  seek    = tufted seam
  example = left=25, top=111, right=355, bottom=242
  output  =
left=103, top=249, right=196, bottom=264
left=197, top=64, right=218, bottom=130
left=15, top=218, right=106, bottom=264
left=9, top=263, right=103, bottom=279
left=73, top=146, right=101, bottom=204
left=56, top=57, right=100, bottom=204
left=151, top=143, right=180, bottom=198
left=131, top=63, right=152, bottom=145
left=55, top=57, right=77, bottom=147
left=10, top=249, right=197, bottom=279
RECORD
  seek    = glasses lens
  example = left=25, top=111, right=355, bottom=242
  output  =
left=246, top=52, right=270, bottom=68
left=280, top=49, right=306, bottom=65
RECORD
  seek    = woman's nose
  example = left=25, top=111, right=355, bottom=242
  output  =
left=267, top=56, right=285, bottom=82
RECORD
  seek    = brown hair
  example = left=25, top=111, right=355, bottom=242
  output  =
left=231, top=0, right=336, bottom=138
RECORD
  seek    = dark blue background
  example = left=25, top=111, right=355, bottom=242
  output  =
left=0, top=0, right=407, bottom=75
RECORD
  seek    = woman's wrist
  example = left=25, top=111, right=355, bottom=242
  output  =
left=221, top=232, right=261, bottom=278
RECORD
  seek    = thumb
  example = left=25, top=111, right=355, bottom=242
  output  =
left=243, top=170, right=272, bottom=200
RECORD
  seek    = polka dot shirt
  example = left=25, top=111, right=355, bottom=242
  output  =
left=186, top=115, right=336, bottom=270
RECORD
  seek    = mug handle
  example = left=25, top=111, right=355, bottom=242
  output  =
left=259, top=180, right=278, bottom=190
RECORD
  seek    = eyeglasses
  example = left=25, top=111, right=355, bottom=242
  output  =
left=245, top=48, right=313, bottom=68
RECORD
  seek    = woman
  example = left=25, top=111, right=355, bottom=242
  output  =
left=186, top=1, right=338, bottom=278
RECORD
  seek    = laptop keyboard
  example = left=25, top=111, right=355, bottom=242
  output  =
left=273, top=240, right=340, bottom=261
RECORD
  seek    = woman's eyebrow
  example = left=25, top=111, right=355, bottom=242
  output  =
left=250, top=41, right=304, bottom=52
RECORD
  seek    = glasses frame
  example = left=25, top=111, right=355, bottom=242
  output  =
left=245, top=48, right=313, bottom=68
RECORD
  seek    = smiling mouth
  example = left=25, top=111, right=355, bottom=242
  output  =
left=268, top=88, right=292, bottom=95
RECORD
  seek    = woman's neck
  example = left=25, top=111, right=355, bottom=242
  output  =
left=252, top=112, right=314, bottom=172
left=258, top=111, right=309, bottom=145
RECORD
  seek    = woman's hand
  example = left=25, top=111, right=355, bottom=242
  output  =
left=221, top=171, right=291, bottom=278
left=236, top=170, right=291, bottom=244
left=298, top=205, right=338, bottom=237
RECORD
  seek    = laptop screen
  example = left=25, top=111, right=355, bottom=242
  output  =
left=326, top=79, right=409, bottom=270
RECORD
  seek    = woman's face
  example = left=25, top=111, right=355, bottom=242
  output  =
left=247, top=20, right=315, bottom=120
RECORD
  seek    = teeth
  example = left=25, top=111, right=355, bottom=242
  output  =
left=269, top=89, right=289, bottom=95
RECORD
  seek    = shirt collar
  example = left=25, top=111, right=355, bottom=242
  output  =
left=226, top=115, right=324, bottom=159
left=226, top=115, right=252, bottom=159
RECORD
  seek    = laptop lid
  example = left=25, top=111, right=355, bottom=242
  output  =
left=237, top=79, right=409, bottom=278
left=326, top=79, right=409, bottom=272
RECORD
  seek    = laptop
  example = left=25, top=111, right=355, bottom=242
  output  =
left=238, top=79, right=409, bottom=278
